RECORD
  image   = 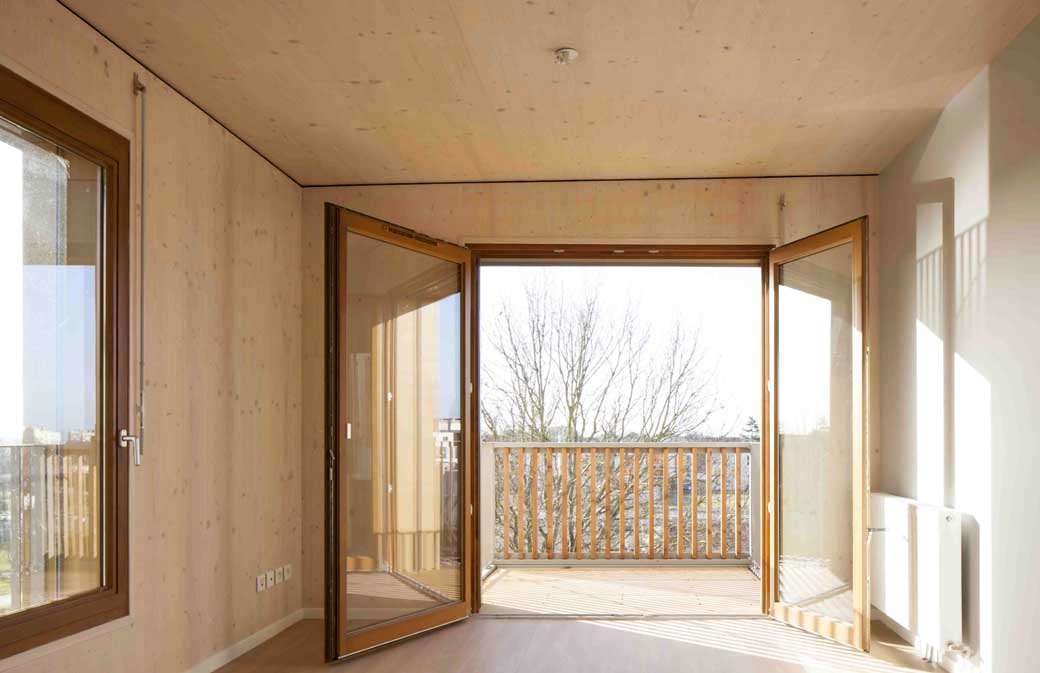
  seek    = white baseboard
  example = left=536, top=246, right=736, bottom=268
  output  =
left=184, top=608, right=320, bottom=673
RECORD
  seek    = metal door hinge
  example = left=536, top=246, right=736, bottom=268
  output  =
left=119, top=429, right=142, bottom=466
left=345, top=422, right=352, bottom=440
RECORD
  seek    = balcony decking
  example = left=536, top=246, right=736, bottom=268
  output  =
left=480, top=566, right=761, bottom=616
left=479, top=442, right=762, bottom=616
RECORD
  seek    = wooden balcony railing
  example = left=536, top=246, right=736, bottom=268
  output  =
left=486, top=442, right=755, bottom=562
left=0, top=444, right=101, bottom=563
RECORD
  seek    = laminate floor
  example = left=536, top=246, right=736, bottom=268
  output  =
left=214, top=617, right=942, bottom=673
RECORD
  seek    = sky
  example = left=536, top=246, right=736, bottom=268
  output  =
left=479, top=264, right=763, bottom=438
left=2, top=125, right=98, bottom=444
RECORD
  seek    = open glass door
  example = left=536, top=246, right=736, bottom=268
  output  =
left=325, top=204, right=473, bottom=660
left=766, top=217, right=870, bottom=650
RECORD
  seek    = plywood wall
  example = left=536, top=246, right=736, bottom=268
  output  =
left=0, top=2, right=304, bottom=671
left=305, top=177, right=877, bottom=245
left=299, top=177, right=880, bottom=608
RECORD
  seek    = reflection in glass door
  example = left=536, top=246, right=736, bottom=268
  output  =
left=327, top=205, right=471, bottom=659
left=768, top=218, right=869, bottom=650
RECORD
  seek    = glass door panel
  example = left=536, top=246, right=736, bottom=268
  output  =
left=768, top=218, right=868, bottom=650
left=327, top=205, right=471, bottom=659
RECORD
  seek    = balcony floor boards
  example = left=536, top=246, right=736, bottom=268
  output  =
left=480, top=566, right=761, bottom=616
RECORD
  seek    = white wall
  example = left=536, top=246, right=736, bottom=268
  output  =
left=878, top=15, right=1040, bottom=673
left=0, top=1, right=304, bottom=672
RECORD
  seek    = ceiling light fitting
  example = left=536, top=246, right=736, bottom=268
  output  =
left=554, top=47, right=579, bottom=65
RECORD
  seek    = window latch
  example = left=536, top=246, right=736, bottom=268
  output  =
left=120, top=429, right=142, bottom=466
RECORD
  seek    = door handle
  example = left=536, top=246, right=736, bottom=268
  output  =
left=866, top=527, right=885, bottom=543
left=120, top=429, right=142, bottom=466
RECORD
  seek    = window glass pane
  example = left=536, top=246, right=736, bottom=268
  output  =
left=776, top=242, right=854, bottom=625
left=0, top=116, right=103, bottom=616
left=342, top=231, right=463, bottom=633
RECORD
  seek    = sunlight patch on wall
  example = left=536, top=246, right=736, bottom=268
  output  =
left=915, top=202, right=945, bottom=507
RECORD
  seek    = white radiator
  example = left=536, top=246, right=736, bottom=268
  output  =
left=870, top=492, right=962, bottom=658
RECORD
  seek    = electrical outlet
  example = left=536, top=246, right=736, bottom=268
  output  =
left=283, top=564, right=292, bottom=581
left=266, top=570, right=275, bottom=587
left=275, top=567, right=284, bottom=584
left=256, top=574, right=266, bottom=592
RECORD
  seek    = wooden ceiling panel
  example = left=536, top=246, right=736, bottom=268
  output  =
left=64, top=0, right=1039, bottom=184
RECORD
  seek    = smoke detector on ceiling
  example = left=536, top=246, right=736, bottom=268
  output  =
left=554, top=47, right=579, bottom=65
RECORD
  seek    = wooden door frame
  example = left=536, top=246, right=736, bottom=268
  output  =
left=764, top=216, right=870, bottom=650
left=467, top=243, right=773, bottom=614
left=324, top=203, right=474, bottom=661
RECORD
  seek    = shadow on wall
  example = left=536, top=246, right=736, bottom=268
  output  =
left=903, top=130, right=993, bottom=673
left=880, top=16, right=1040, bottom=673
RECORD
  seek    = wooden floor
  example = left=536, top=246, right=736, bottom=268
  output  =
left=480, top=566, right=762, bottom=615
left=214, top=617, right=942, bottom=673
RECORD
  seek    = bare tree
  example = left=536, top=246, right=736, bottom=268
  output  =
left=481, top=274, right=721, bottom=442
left=482, top=274, right=738, bottom=557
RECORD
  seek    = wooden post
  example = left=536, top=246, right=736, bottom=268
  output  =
left=648, top=448, right=656, bottom=558
left=516, top=448, right=525, bottom=558
left=576, top=448, right=583, bottom=559
left=691, top=448, right=698, bottom=559
left=594, top=447, right=603, bottom=561
left=619, top=449, right=627, bottom=559
left=634, top=449, right=641, bottom=559
left=545, top=448, right=554, bottom=559
left=502, top=448, right=511, bottom=559
left=735, top=447, right=742, bottom=558
left=705, top=447, right=713, bottom=559
left=530, top=448, right=539, bottom=559
left=678, top=449, right=685, bottom=558
left=662, top=449, right=670, bottom=559
left=561, top=447, right=569, bottom=559
left=721, top=447, right=728, bottom=558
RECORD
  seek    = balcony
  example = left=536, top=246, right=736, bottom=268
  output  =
left=0, top=443, right=101, bottom=615
left=478, top=442, right=761, bottom=616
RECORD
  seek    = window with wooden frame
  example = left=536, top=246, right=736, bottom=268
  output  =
left=0, top=63, right=130, bottom=657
